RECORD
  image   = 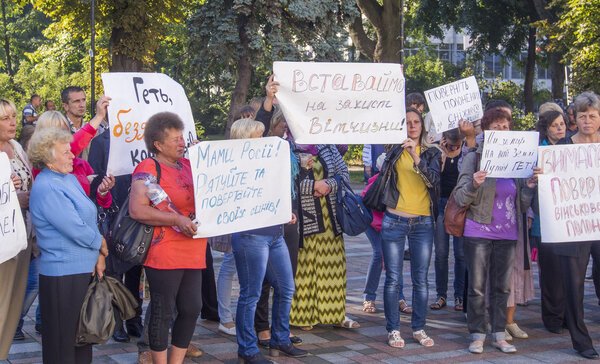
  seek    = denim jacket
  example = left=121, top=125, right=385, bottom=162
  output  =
left=382, top=144, right=442, bottom=220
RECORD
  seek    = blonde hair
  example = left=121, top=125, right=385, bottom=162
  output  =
left=230, top=118, right=265, bottom=139
left=35, top=111, right=70, bottom=131
left=538, top=102, right=563, bottom=115
left=269, top=108, right=286, bottom=136
left=0, top=98, right=17, bottom=119
left=28, top=127, right=73, bottom=169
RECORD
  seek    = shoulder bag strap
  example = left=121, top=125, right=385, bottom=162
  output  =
left=151, top=158, right=162, bottom=184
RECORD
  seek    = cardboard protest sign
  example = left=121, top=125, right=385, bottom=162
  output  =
left=424, top=76, right=483, bottom=134
left=0, top=153, right=27, bottom=264
left=189, top=137, right=292, bottom=238
left=480, top=130, right=539, bottom=178
left=273, top=61, right=406, bottom=144
left=102, top=73, right=198, bottom=176
left=538, top=143, right=600, bottom=243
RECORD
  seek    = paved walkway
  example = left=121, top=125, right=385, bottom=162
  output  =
left=5, top=232, right=600, bottom=363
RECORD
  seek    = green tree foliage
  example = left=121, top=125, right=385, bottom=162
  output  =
left=542, top=0, right=600, bottom=94
left=187, top=0, right=358, bottom=136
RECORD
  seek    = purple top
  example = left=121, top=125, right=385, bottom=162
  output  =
left=464, top=178, right=518, bottom=240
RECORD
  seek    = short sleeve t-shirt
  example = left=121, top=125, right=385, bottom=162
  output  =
left=22, top=103, right=37, bottom=125
left=132, top=158, right=207, bottom=270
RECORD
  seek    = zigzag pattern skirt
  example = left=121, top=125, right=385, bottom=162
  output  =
left=290, top=194, right=346, bottom=326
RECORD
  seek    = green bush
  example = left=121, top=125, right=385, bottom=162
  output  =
left=343, top=144, right=363, bottom=166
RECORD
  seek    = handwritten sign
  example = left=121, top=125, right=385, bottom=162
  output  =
left=102, top=73, right=198, bottom=176
left=0, top=153, right=27, bottom=264
left=273, top=61, right=406, bottom=144
left=424, top=76, right=483, bottom=134
left=480, top=130, right=539, bottom=178
left=538, top=143, right=600, bottom=243
left=189, top=137, right=292, bottom=237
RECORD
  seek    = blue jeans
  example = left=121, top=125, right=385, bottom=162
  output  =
left=217, top=252, right=237, bottom=324
left=232, top=232, right=295, bottom=356
left=434, top=198, right=465, bottom=301
left=381, top=212, right=434, bottom=332
left=363, top=226, right=406, bottom=302
left=17, top=255, right=41, bottom=330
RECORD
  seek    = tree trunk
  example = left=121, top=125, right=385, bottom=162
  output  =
left=550, top=51, right=565, bottom=101
left=224, top=13, right=252, bottom=139
left=109, top=26, right=143, bottom=72
left=1, top=0, right=12, bottom=76
left=523, top=26, right=536, bottom=113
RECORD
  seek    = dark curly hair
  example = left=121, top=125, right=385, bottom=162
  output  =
left=536, top=110, right=567, bottom=143
left=144, top=112, right=184, bottom=154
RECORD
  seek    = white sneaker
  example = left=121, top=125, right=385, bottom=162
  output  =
left=218, top=323, right=236, bottom=336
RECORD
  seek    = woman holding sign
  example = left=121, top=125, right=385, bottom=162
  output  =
left=546, top=91, right=600, bottom=359
left=379, top=107, right=441, bottom=348
left=453, top=108, right=536, bottom=354
left=129, top=112, right=206, bottom=364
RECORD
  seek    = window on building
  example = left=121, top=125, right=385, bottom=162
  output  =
left=439, top=43, right=450, bottom=62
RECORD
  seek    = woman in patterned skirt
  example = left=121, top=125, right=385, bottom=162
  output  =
left=289, top=144, right=359, bottom=330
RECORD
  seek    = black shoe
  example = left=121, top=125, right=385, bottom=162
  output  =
left=237, top=352, right=272, bottom=364
left=126, top=321, right=143, bottom=337
left=269, top=343, right=309, bottom=358
left=112, top=327, right=130, bottom=342
left=257, top=338, right=270, bottom=348
left=290, top=335, right=303, bottom=345
left=546, top=326, right=564, bottom=334
left=34, top=324, right=41, bottom=334
left=13, top=328, right=25, bottom=341
left=578, top=349, right=599, bottom=359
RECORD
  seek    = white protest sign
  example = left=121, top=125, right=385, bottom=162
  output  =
left=189, top=137, right=292, bottom=238
left=538, top=143, right=600, bottom=243
left=480, top=130, right=539, bottom=178
left=273, top=61, right=406, bottom=144
left=424, top=76, right=483, bottom=134
left=102, top=73, right=198, bottom=176
left=0, top=153, right=27, bottom=264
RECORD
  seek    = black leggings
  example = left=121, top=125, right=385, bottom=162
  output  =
left=145, top=267, right=203, bottom=351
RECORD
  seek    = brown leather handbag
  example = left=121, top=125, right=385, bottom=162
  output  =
left=443, top=153, right=480, bottom=237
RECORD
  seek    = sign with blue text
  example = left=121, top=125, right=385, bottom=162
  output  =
left=189, top=137, right=292, bottom=238
left=273, top=61, right=406, bottom=144
left=538, top=143, right=600, bottom=243
left=480, top=130, right=539, bottom=178
left=424, top=76, right=483, bottom=134
left=102, top=73, right=198, bottom=176
left=0, top=153, right=27, bottom=264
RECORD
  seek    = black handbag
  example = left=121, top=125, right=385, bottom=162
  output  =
left=362, top=146, right=400, bottom=212
left=334, top=175, right=373, bottom=236
left=109, top=159, right=161, bottom=266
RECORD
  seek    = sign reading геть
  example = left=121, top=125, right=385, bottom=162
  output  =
left=274, top=61, right=406, bottom=144
left=189, top=137, right=292, bottom=238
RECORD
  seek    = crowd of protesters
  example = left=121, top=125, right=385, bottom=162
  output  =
left=0, top=77, right=600, bottom=364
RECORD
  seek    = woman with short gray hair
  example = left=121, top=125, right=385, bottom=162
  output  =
left=29, top=126, right=108, bottom=363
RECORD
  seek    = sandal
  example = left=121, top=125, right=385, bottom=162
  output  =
left=363, top=301, right=376, bottom=313
left=388, top=330, right=404, bottom=348
left=399, top=299, right=413, bottom=314
left=468, top=340, right=484, bottom=354
left=299, top=326, right=313, bottom=331
left=454, top=298, right=463, bottom=311
left=335, top=316, right=360, bottom=329
left=413, top=329, right=434, bottom=347
left=429, top=297, right=446, bottom=310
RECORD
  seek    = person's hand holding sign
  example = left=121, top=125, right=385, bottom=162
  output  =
left=527, top=166, right=542, bottom=189
left=264, top=75, right=280, bottom=112
left=459, top=119, right=477, bottom=148
left=472, top=170, right=488, bottom=188
left=89, top=95, right=112, bottom=130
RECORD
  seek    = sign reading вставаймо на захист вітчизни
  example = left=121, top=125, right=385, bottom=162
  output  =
left=189, top=137, right=292, bottom=238
left=538, top=143, right=600, bottom=243
left=0, top=152, right=27, bottom=264
left=102, top=73, right=198, bottom=176
left=424, top=76, right=483, bottom=134
left=480, top=130, right=539, bottom=178
left=273, top=61, right=406, bottom=144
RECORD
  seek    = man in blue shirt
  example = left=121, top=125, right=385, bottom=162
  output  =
left=22, top=94, right=41, bottom=126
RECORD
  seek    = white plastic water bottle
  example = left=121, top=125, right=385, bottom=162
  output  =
left=144, top=179, right=183, bottom=232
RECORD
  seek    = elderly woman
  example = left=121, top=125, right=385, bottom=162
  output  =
left=379, top=108, right=440, bottom=348
left=129, top=112, right=206, bottom=364
left=0, top=99, right=31, bottom=359
left=532, top=110, right=567, bottom=335
left=454, top=107, right=535, bottom=354
left=28, top=127, right=108, bottom=363
left=228, top=118, right=306, bottom=364
left=545, top=91, right=600, bottom=359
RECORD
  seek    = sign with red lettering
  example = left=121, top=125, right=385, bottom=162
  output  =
left=273, top=61, right=406, bottom=144
left=102, top=73, right=198, bottom=176
left=538, top=143, right=600, bottom=243
left=424, top=76, right=483, bottom=134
